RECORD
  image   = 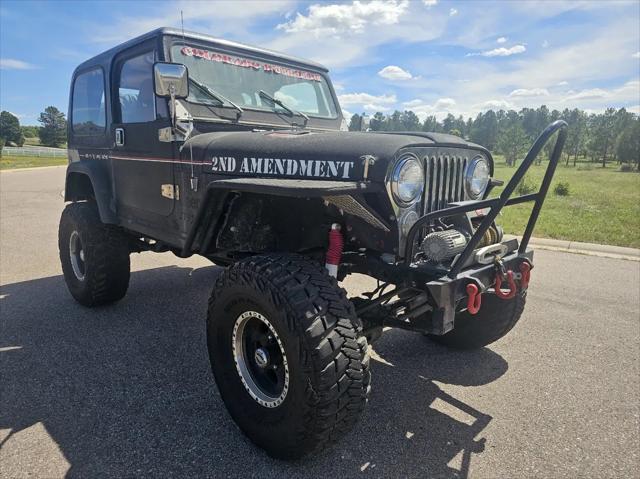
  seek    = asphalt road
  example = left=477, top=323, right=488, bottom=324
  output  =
left=1, top=166, right=639, bottom=478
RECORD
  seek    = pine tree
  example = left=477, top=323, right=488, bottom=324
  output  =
left=38, top=106, right=67, bottom=147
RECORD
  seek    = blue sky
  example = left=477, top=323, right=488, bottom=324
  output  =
left=1, top=0, right=638, bottom=125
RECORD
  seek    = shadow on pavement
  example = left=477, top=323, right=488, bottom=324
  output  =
left=0, top=265, right=507, bottom=478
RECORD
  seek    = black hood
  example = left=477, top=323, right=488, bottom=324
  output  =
left=184, top=129, right=487, bottom=182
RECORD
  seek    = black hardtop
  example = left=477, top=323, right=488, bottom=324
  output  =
left=74, top=27, right=329, bottom=75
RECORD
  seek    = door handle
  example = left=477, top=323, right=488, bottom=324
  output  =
left=115, top=128, right=125, bottom=146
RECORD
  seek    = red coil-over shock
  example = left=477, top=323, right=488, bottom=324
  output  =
left=325, top=223, right=343, bottom=278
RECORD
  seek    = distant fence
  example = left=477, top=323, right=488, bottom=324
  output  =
left=1, top=146, right=68, bottom=158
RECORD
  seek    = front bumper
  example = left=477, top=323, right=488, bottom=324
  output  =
left=423, top=241, right=533, bottom=334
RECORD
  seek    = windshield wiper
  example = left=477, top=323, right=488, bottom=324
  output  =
left=258, top=90, right=309, bottom=128
left=189, top=78, right=243, bottom=120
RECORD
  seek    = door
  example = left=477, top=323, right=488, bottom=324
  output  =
left=111, top=43, right=176, bottom=219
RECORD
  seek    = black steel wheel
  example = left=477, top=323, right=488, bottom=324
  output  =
left=207, top=254, right=370, bottom=459
left=232, top=310, right=290, bottom=408
left=59, top=202, right=130, bottom=307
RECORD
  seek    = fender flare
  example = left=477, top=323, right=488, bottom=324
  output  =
left=64, top=161, right=117, bottom=224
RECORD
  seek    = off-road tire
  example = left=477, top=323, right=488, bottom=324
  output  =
left=207, top=254, right=370, bottom=459
left=59, top=202, right=130, bottom=307
left=428, top=291, right=527, bottom=350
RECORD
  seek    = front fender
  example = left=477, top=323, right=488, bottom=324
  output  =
left=64, top=161, right=117, bottom=224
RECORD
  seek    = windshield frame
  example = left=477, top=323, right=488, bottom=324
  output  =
left=163, top=35, right=343, bottom=128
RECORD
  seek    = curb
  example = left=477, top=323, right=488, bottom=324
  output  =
left=526, top=237, right=640, bottom=262
left=0, top=165, right=67, bottom=173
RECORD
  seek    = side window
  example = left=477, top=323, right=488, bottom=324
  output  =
left=118, top=52, right=155, bottom=123
left=72, top=69, right=106, bottom=135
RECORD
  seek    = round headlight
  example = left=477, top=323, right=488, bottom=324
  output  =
left=391, top=155, right=424, bottom=205
left=465, top=156, right=490, bottom=199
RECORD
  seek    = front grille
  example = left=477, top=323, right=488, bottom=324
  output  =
left=423, top=155, right=468, bottom=213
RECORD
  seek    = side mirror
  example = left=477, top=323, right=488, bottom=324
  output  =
left=153, top=62, right=189, bottom=99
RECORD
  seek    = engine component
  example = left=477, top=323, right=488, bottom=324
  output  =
left=421, top=229, right=467, bottom=262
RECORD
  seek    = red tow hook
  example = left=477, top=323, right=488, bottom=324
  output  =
left=519, top=262, right=531, bottom=289
left=466, top=283, right=482, bottom=315
left=495, top=270, right=517, bottom=300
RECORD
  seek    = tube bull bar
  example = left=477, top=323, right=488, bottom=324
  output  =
left=405, top=120, right=568, bottom=277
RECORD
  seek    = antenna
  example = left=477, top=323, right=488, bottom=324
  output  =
left=181, top=10, right=186, bottom=43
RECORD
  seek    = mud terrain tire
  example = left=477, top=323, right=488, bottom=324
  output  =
left=59, top=202, right=130, bottom=307
left=207, top=254, right=370, bottom=459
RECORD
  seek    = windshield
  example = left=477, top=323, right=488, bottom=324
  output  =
left=170, top=44, right=339, bottom=119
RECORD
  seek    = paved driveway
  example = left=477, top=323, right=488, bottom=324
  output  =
left=1, top=167, right=638, bottom=478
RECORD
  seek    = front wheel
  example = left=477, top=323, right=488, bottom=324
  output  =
left=428, top=291, right=527, bottom=350
left=207, top=254, right=370, bottom=459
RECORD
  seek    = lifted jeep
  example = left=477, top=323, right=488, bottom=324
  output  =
left=60, top=27, right=567, bottom=459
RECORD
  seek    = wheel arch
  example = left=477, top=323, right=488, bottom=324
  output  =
left=64, top=162, right=117, bottom=224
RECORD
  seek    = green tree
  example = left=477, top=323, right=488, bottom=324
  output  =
left=497, top=121, right=529, bottom=167
left=369, top=112, right=385, bottom=131
left=400, top=110, right=420, bottom=131
left=348, top=113, right=362, bottom=131
left=0, top=111, right=25, bottom=146
left=38, top=106, right=67, bottom=147
left=615, top=118, right=640, bottom=170
left=442, top=113, right=456, bottom=133
left=422, top=115, right=439, bottom=132
left=21, top=125, right=40, bottom=138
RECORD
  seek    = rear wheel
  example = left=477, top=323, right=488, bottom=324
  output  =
left=207, top=254, right=370, bottom=459
left=59, top=202, right=130, bottom=307
left=428, top=291, right=526, bottom=350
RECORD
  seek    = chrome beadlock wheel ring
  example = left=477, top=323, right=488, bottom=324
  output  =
left=232, top=311, right=289, bottom=408
left=69, top=230, right=86, bottom=281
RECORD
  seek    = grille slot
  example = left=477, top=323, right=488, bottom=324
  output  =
left=424, top=155, right=468, bottom=213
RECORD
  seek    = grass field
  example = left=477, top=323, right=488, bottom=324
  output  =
left=491, top=159, right=640, bottom=248
left=0, top=155, right=67, bottom=170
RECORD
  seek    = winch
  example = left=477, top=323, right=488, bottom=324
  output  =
left=421, top=229, right=468, bottom=262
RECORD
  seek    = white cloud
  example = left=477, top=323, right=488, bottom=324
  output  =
left=338, top=92, right=397, bottom=106
left=363, top=103, right=392, bottom=112
left=542, top=40, right=550, bottom=48
left=268, top=1, right=446, bottom=68
left=633, top=51, right=640, bottom=59
left=509, top=88, right=550, bottom=97
left=423, top=0, right=438, bottom=6
left=449, top=8, right=458, bottom=16
left=496, top=37, right=507, bottom=44
left=477, top=100, right=515, bottom=110
left=557, top=81, right=569, bottom=86
left=277, top=0, right=407, bottom=35
left=0, top=58, right=36, bottom=70
left=434, top=98, right=456, bottom=109
left=468, top=45, right=527, bottom=57
left=398, top=98, right=458, bottom=120
left=402, top=99, right=424, bottom=108
left=564, top=88, right=610, bottom=101
left=378, top=65, right=414, bottom=80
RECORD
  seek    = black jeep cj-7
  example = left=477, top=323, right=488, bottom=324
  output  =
left=60, top=28, right=567, bottom=459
